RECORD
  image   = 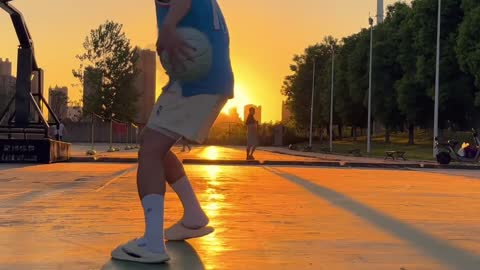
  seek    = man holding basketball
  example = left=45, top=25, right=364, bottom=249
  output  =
left=111, top=0, right=234, bottom=263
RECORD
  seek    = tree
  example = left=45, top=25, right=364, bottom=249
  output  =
left=281, top=47, right=319, bottom=130
left=281, top=41, right=336, bottom=136
left=334, top=35, right=358, bottom=137
left=456, top=0, right=480, bottom=107
left=316, top=37, right=339, bottom=139
left=345, top=30, right=370, bottom=138
left=369, top=3, right=411, bottom=143
left=73, top=21, right=139, bottom=122
left=394, top=2, right=431, bottom=145
left=282, top=0, right=480, bottom=144
left=412, top=0, right=475, bottom=131
left=82, top=67, right=103, bottom=117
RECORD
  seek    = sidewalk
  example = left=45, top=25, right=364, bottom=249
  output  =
left=259, top=146, right=432, bottom=164
left=68, top=143, right=480, bottom=170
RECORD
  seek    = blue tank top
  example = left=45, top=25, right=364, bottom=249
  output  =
left=155, top=0, right=234, bottom=98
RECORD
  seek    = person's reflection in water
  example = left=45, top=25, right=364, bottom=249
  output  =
left=102, top=241, right=204, bottom=270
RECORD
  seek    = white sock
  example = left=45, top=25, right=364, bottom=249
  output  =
left=140, top=194, right=166, bottom=253
left=171, top=176, right=208, bottom=228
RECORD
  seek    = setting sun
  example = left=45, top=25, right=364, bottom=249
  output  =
left=222, top=83, right=251, bottom=119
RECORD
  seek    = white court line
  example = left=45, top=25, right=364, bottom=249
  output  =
left=95, top=165, right=137, bottom=192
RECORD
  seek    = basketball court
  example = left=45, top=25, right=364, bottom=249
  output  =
left=1, top=161, right=479, bottom=270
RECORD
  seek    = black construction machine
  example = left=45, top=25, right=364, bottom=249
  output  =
left=0, top=0, right=70, bottom=163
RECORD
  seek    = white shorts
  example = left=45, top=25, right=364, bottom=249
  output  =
left=146, top=82, right=228, bottom=143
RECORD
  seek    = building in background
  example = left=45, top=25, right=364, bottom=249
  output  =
left=0, top=58, right=16, bottom=116
left=281, top=101, right=292, bottom=124
left=0, top=58, right=12, bottom=76
left=244, top=104, right=262, bottom=124
left=48, top=86, right=68, bottom=121
left=134, top=49, right=156, bottom=126
left=0, top=75, right=15, bottom=98
left=1, top=58, right=49, bottom=122
left=227, top=107, right=242, bottom=124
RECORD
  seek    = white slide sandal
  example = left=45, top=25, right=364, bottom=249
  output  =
left=165, top=222, right=214, bottom=241
left=111, top=239, right=170, bottom=264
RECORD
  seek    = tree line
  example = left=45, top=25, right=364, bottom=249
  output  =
left=282, top=0, right=480, bottom=145
left=73, top=21, right=140, bottom=123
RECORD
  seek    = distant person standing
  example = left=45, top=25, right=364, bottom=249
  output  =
left=246, top=107, right=258, bottom=160
left=55, top=121, right=66, bottom=141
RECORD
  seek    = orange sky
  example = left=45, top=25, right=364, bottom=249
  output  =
left=0, top=0, right=401, bottom=122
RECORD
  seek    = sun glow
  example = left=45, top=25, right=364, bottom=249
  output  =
left=222, top=83, right=251, bottom=119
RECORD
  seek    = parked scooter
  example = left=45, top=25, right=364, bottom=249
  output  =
left=435, top=129, right=480, bottom=165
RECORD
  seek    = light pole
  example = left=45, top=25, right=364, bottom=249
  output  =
left=108, top=116, right=115, bottom=152
left=86, top=112, right=97, bottom=156
left=309, top=58, right=316, bottom=149
left=329, top=45, right=335, bottom=153
left=367, top=16, right=374, bottom=154
left=433, top=0, right=441, bottom=156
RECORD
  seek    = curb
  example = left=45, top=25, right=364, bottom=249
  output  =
left=182, top=159, right=261, bottom=165
left=344, top=162, right=423, bottom=169
left=263, top=150, right=341, bottom=162
left=69, top=156, right=138, bottom=163
left=67, top=156, right=480, bottom=170
left=70, top=156, right=97, bottom=163
left=422, top=164, right=480, bottom=170
left=262, top=161, right=342, bottom=167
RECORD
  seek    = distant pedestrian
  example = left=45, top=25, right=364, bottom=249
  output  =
left=54, top=121, right=66, bottom=141
left=246, top=107, right=259, bottom=160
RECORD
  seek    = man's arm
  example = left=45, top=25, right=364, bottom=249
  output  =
left=162, top=0, right=192, bottom=29
left=157, top=0, right=193, bottom=69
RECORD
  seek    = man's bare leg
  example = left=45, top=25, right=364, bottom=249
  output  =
left=135, top=128, right=176, bottom=252
left=164, top=151, right=209, bottom=228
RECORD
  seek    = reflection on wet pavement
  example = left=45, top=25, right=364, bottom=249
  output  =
left=71, top=145, right=321, bottom=162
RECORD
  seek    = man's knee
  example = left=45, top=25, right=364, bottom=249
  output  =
left=163, top=151, right=186, bottom=181
left=139, top=128, right=175, bottom=158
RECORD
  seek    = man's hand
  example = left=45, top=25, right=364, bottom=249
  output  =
left=156, top=0, right=193, bottom=71
left=157, top=24, right=195, bottom=71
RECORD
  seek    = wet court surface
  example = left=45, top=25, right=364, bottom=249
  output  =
left=0, top=162, right=479, bottom=270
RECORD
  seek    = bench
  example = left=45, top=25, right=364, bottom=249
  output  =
left=385, top=151, right=406, bottom=161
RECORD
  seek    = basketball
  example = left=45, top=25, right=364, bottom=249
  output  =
left=160, top=27, right=213, bottom=82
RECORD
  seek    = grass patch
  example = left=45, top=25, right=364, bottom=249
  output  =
left=301, top=131, right=436, bottom=161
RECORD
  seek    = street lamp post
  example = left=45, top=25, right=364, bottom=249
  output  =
left=367, top=17, right=374, bottom=154
left=108, top=117, right=115, bottom=152
left=309, top=59, right=316, bottom=149
left=86, top=112, right=97, bottom=156
left=329, top=45, right=335, bottom=153
left=433, top=0, right=441, bottom=156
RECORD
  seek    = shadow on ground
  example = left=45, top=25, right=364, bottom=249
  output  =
left=101, top=242, right=204, bottom=270
left=266, top=167, right=480, bottom=270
